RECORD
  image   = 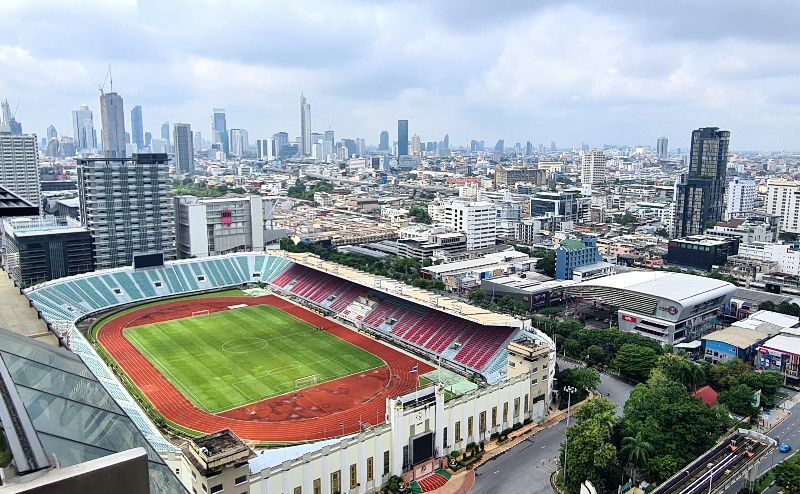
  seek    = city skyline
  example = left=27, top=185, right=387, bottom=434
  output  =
left=2, top=1, right=800, bottom=151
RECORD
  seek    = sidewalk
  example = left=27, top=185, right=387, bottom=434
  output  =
left=427, top=470, right=475, bottom=494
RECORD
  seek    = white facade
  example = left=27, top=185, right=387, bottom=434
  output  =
left=767, top=179, right=800, bottom=233
left=249, top=370, right=552, bottom=494
left=725, top=177, right=756, bottom=219
left=441, top=200, right=497, bottom=251
left=0, top=132, right=41, bottom=205
left=174, top=195, right=266, bottom=259
left=300, top=93, right=311, bottom=156
left=230, top=129, right=248, bottom=157
left=738, top=242, right=800, bottom=275
left=99, top=92, right=126, bottom=158
left=580, top=149, right=606, bottom=185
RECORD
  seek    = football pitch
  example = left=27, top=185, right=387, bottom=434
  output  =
left=123, top=304, right=385, bottom=413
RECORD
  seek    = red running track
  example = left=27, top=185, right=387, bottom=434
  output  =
left=96, top=294, right=433, bottom=443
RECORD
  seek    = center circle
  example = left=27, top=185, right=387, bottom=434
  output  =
left=221, top=337, right=268, bottom=353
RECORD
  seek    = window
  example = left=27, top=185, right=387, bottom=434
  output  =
left=524, top=394, right=530, bottom=414
left=113, top=288, right=122, bottom=295
left=350, top=464, right=358, bottom=489
left=313, top=478, right=321, bottom=494
left=202, top=485, right=207, bottom=493
left=514, top=397, right=520, bottom=418
left=294, top=488, right=302, bottom=494
left=442, top=426, right=448, bottom=448
left=197, top=275, right=206, bottom=281
left=234, top=475, right=247, bottom=486
left=467, top=416, right=473, bottom=437
left=455, top=421, right=462, bottom=442
left=331, top=471, right=341, bottom=493
left=367, top=457, right=374, bottom=482
left=154, top=281, right=162, bottom=288
left=503, top=402, right=508, bottom=423
left=492, top=407, right=497, bottom=428
left=210, top=485, right=223, bottom=494
left=479, top=411, right=486, bottom=432
left=175, top=468, right=180, bottom=476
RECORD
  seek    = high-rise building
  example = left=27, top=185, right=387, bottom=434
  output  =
left=494, top=139, right=504, bottom=153
left=193, top=131, right=202, bottom=151
left=273, top=132, right=289, bottom=150
left=673, top=127, right=731, bottom=238
left=160, top=121, right=170, bottom=146
left=144, top=131, right=152, bottom=148
left=72, top=104, right=96, bottom=152
left=724, top=176, right=756, bottom=219
left=130, top=105, right=144, bottom=149
left=525, top=141, right=533, bottom=156
left=411, top=135, right=422, bottom=156
left=1, top=99, right=22, bottom=135
left=174, top=195, right=265, bottom=258
left=767, top=179, right=800, bottom=233
left=397, top=120, right=408, bottom=156
left=580, top=149, right=607, bottom=185
left=443, top=134, right=450, bottom=149
left=441, top=200, right=496, bottom=251
left=173, top=123, right=194, bottom=174
left=212, top=108, right=228, bottom=156
left=77, top=153, right=175, bottom=269
left=300, top=93, right=311, bottom=156
left=99, top=92, right=126, bottom=158
left=46, top=125, right=57, bottom=140
left=379, top=130, right=389, bottom=151
left=657, top=136, right=668, bottom=160
left=256, top=138, right=276, bottom=160
left=0, top=129, right=41, bottom=205
left=229, top=129, right=248, bottom=157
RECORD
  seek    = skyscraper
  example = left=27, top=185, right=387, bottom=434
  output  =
left=657, top=136, right=668, bottom=159
left=494, top=139, right=504, bottom=153
left=160, top=121, right=170, bottom=146
left=673, top=127, right=730, bottom=238
left=99, top=92, right=125, bottom=158
left=212, top=108, right=228, bottom=157
left=300, top=93, right=311, bottom=156
left=78, top=153, right=175, bottom=269
left=379, top=130, right=389, bottom=151
left=0, top=128, right=41, bottom=205
left=411, top=134, right=421, bottom=156
left=72, top=104, right=96, bottom=151
left=580, top=149, right=607, bottom=185
left=229, top=129, right=248, bottom=157
left=1, top=99, right=22, bottom=135
left=397, top=120, right=408, bottom=156
left=46, top=125, right=57, bottom=140
left=173, top=123, right=194, bottom=174
left=144, top=131, right=152, bottom=148
left=130, top=105, right=144, bottom=149
left=193, top=131, right=202, bottom=151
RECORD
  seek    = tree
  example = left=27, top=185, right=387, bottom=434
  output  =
left=758, top=300, right=776, bottom=312
left=586, top=345, right=605, bottom=365
left=563, top=338, right=581, bottom=357
left=620, top=432, right=653, bottom=484
left=646, top=455, right=681, bottom=485
left=467, top=289, right=486, bottom=302
left=743, top=371, right=784, bottom=407
left=656, top=354, right=705, bottom=391
left=575, top=397, right=616, bottom=422
left=619, top=213, right=639, bottom=225
left=718, top=384, right=758, bottom=417
left=775, top=455, right=800, bottom=494
left=612, top=344, right=658, bottom=381
left=560, top=414, right=618, bottom=494
left=708, top=359, right=750, bottom=390
left=558, top=367, right=601, bottom=403
left=408, top=205, right=431, bottom=224
left=535, top=250, right=556, bottom=277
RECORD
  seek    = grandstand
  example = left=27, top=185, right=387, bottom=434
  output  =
left=28, top=252, right=522, bottom=382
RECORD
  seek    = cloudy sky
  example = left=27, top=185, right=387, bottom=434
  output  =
left=2, top=0, right=799, bottom=151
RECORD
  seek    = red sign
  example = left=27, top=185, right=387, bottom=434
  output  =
left=621, top=314, right=637, bottom=323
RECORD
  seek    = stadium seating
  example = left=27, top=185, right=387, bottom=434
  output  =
left=25, top=251, right=521, bottom=378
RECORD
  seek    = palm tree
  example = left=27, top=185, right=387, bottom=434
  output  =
left=620, top=432, right=653, bottom=485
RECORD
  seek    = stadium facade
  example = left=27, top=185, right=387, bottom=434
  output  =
left=21, top=251, right=555, bottom=493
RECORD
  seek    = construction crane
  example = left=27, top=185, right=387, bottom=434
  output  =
left=99, top=65, right=112, bottom=95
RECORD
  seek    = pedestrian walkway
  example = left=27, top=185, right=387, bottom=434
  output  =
left=425, top=470, right=474, bottom=494
left=0, top=269, right=56, bottom=345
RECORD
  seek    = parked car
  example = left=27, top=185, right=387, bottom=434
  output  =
left=779, top=443, right=792, bottom=453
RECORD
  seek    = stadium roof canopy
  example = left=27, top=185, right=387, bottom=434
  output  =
left=571, top=271, right=734, bottom=303
left=285, top=252, right=522, bottom=328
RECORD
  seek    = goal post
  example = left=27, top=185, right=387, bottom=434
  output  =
left=191, top=309, right=210, bottom=317
left=295, top=375, right=318, bottom=389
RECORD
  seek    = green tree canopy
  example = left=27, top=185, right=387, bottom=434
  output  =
left=718, top=384, right=758, bottom=417
left=612, top=344, right=658, bottom=381
left=775, top=455, right=800, bottom=494
left=575, top=397, right=616, bottom=422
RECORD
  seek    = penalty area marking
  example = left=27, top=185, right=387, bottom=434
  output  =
left=221, top=337, right=268, bottom=353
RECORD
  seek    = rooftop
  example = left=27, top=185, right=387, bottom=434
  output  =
left=191, top=429, right=247, bottom=457
left=0, top=185, right=36, bottom=210
left=702, top=326, right=768, bottom=348
left=3, top=216, right=88, bottom=237
left=761, top=334, right=800, bottom=357
left=559, top=239, right=586, bottom=251
left=573, top=271, right=735, bottom=302
left=285, top=251, right=521, bottom=327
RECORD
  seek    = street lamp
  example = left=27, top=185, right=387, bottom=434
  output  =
left=563, top=385, right=578, bottom=488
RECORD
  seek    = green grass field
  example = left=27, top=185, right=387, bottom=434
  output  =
left=124, top=305, right=384, bottom=413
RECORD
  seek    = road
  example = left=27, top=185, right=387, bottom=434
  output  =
left=724, top=394, right=800, bottom=494
left=472, top=360, right=635, bottom=494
